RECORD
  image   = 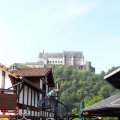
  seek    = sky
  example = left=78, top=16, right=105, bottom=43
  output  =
left=0, top=0, right=120, bottom=73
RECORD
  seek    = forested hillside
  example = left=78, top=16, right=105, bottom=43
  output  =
left=52, top=65, right=118, bottom=114
left=11, top=63, right=119, bottom=116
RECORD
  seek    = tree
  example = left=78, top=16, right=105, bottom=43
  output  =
left=10, top=63, right=28, bottom=68
left=52, top=65, right=117, bottom=115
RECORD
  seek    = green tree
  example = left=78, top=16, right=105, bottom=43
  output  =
left=52, top=65, right=118, bottom=116
left=10, top=63, right=28, bottom=68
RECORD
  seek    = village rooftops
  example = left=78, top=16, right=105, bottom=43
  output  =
left=0, top=63, right=55, bottom=87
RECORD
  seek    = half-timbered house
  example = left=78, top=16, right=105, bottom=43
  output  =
left=0, top=63, right=59, bottom=120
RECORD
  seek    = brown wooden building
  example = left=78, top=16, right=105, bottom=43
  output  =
left=0, top=63, right=61, bottom=120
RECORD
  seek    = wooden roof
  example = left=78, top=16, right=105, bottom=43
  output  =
left=104, top=67, right=120, bottom=89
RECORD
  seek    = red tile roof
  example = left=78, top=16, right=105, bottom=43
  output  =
left=0, top=63, right=18, bottom=78
left=13, top=68, right=51, bottom=77
left=0, top=63, right=55, bottom=87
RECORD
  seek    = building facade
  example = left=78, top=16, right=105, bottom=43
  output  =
left=0, top=63, right=62, bottom=120
left=38, top=51, right=84, bottom=66
left=32, top=51, right=95, bottom=72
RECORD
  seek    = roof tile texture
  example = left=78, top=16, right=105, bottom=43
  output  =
left=13, top=68, right=51, bottom=77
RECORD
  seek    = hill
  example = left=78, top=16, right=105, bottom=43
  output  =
left=52, top=65, right=118, bottom=114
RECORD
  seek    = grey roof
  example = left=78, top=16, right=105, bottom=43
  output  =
left=104, top=67, right=120, bottom=89
left=38, top=51, right=83, bottom=58
left=82, top=92, right=120, bottom=112
left=25, top=62, right=44, bottom=65
left=63, top=51, right=83, bottom=57
left=39, top=53, right=63, bottom=58
left=104, top=67, right=120, bottom=80
left=46, top=53, right=63, bottom=58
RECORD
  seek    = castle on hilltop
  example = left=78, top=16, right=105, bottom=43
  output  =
left=26, top=51, right=95, bottom=72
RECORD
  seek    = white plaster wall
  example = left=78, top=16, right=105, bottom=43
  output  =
left=5, top=73, right=12, bottom=89
left=46, top=84, right=48, bottom=93
left=35, top=111, right=37, bottom=116
left=35, top=92, right=37, bottom=107
left=40, top=79, right=42, bottom=89
left=28, top=88, right=31, bottom=105
left=32, top=90, right=34, bottom=106
left=0, top=69, right=12, bottom=89
left=19, top=109, right=22, bottom=115
left=32, top=111, right=34, bottom=116
left=24, top=86, right=27, bottom=104
left=40, top=94, right=42, bottom=100
left=19, top=84, right=23, bottom=104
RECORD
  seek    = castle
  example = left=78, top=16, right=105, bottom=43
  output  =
left=26, top=51, right=95, bottom=72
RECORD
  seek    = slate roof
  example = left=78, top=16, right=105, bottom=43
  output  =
left=104, top=67, right=120, bottom=89
left=81, top=68, right=120, bottom=117
left=38, top=51, right=83, bottom=58
left=82, top=93, right=120, bottom=112
left=45, top=53, right=63, bottom=58
left=63, top=51, right=83, bottom=58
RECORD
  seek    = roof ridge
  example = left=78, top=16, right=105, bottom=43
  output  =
left=0, top=63, right=18, bottom=78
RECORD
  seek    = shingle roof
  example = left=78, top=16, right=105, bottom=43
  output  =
left=104, top=67, right=120, bottom=89
left=12, top=67, right=51, bottom=77
left=64, top=51, right=83, bottom=57
left=45, top=53, right=63, bottom=58
left=38, top=51, right=83, bottom=58
left=82, top=93, right=120, bottom=112
left=81, top=93, right=120, bottom=117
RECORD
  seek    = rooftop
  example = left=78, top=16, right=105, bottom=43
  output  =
left=104, top=67, right=120, bottom=89
left=13, top=67, right=51, bottom=77
left=82, top=92, right=120, bottom=117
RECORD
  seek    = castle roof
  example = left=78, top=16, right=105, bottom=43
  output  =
left=38, top=51, right=83, bottom=58
left=63, top=51, right=83, bottom=57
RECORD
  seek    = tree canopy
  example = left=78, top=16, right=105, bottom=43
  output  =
left=52, top=65, right=118, bottom=115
